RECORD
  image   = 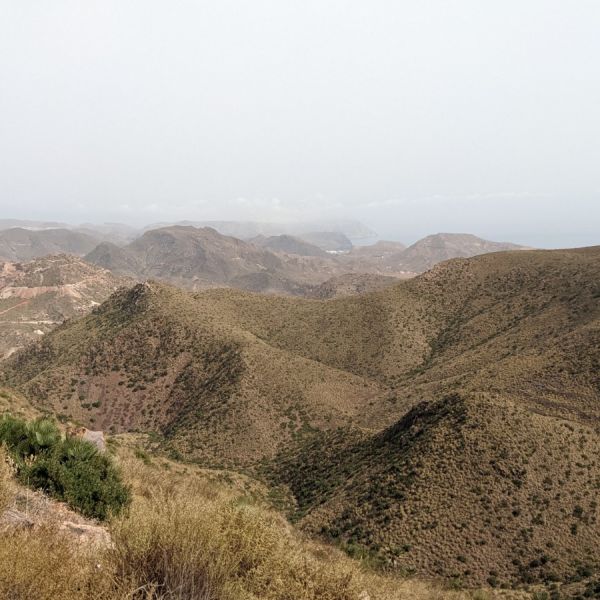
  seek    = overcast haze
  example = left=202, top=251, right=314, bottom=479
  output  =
left=0, top=1, right=599, bottom=247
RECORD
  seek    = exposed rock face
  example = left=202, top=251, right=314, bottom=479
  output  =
left=81, top=430, right=106, bottom=452
left=67, top=426, right=106, bottom=452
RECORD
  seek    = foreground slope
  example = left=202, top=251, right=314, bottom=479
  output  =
left=269, top=393, right=600, bottom=586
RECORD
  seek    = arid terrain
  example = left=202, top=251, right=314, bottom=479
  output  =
left=2, top=245, right=599, bottom=593
left=2, top=3, right=596, bottom=597
left=83, top=224, right=529, bottom=295
left=0, top=221, right=530, bottom=297
left=0, top=255, right=126, bottom=358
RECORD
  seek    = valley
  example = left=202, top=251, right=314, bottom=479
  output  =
left=1, top=245, right=598, bottom=592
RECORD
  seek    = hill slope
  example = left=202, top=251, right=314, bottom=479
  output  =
left=143, top=219, right=377, bottom=242
left=333, top=234, right=526, bottom=278
left=2, top=281, right=385, bottom=466
left=389, top=233, right=528, bottom=273
left=0, top=255, right=126, bottom=358
left=0, top=228, right=100, bottom=262
left=269, top=393, right=600, bottom=586
left=296, top=231, right=353, bottom=252
left=251, top=234, right=329, bottom=257
left=86, top=226, right=349, bottom=295
left=85, top=241, right=143, bottom=278
left=86, top=227, right=534, bottom=297
left=2, top=246, right=599, bottom=586
left=308, top=273, right=400, bottom=299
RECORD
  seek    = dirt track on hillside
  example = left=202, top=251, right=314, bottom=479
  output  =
left=0, top=300, right=29, bottom=317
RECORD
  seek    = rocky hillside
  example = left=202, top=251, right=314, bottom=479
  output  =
left=3, top=246, right=599, bottom=587
left=388, top=233, right=528, bottom=273
left=0, top=255, right=126, bottom=358
left=2, top=281, right=385, bottom=466
left=85, top=226, right=348, bottom=295
left=84, top=226, right=532, bottom=297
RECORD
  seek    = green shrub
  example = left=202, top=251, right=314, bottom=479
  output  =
left=0, top=415, right=130, bottom=520
left=0, top=415, right=33, bottom=460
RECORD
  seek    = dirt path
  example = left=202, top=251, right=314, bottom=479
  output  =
left=0, top=299, right=29, bottom=317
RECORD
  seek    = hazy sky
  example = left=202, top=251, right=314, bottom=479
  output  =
left=1, top=1, right=599, bottom=246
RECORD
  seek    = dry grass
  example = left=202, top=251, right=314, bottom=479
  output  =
left=0, top=450, right=519, bottom=600
left=0, top=447, right=12, bottom=513
left=111, top=489, right=364, bottom=600
left=0, top=526, right=113, bottom=600
left=104, top=451, right=526, bottom=600
left=280, top=393, right=600, bottom=586
left=110, top=451, right=368, bottom=599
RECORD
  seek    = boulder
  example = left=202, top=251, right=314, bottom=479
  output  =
left=67, top=426, right=106, bottom=452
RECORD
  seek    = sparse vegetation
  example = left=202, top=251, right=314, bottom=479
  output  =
left=0, top=449, right=492, bottom=600
left=0, top=246, right=599, bottom=590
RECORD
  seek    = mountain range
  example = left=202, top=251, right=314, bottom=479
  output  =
left=142, top=219, right=378, bottom=243
left=83, top=226, right=529, bottom=295
left=3, top=245, right=599, bottom=588
left=0, top=221, right=530, bottom=293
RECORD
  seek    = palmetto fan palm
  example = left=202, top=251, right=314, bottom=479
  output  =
left=28, top=418, right=61, bottom=451
left=62, top=437, right=98, bottom=462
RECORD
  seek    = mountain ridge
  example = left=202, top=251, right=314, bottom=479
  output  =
left=4, top=245, right=598, bottom=586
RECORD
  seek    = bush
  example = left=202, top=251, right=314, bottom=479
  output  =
left=0, top=415, right=130, bottom=520
left=110, top=489, right=364, bottom=600
left=0, top=415, right=33, bottom=460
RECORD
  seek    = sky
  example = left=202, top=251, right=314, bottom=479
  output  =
left=0, top=1, right=599, bottom=247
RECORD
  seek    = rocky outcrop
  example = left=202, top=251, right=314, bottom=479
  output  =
left=66, top=426, right=106, bottom=452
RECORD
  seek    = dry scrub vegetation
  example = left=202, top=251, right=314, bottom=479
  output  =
left=1, top=246, right=599, bottom=592
left=0, top=449, right=520, bottom=600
